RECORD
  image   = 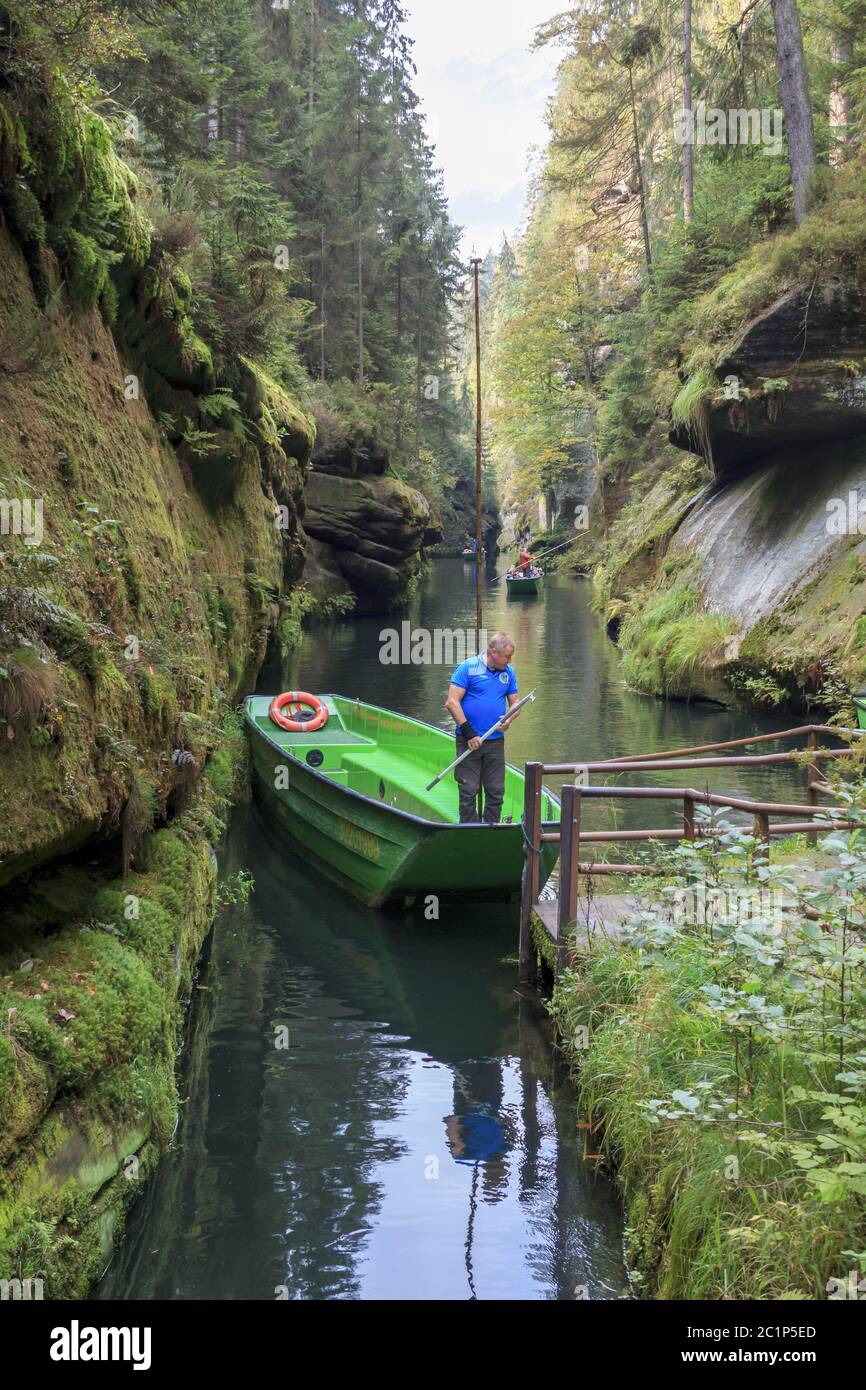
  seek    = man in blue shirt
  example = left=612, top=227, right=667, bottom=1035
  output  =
left=445, top=633, right=522, bottom=823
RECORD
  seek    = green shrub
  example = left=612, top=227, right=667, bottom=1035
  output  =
left=551, top=787, right=866, bottom=1299
left=619, top=585, right=735, bottom=696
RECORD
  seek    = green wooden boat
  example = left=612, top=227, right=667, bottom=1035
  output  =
left=244, top=694, right=560, bottom=906
left=506, top=571, right=541, bottom=596
left=855, top=691, right=866, bottom=731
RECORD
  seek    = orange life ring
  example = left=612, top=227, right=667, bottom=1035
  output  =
left=268, top=691, right=329, bottom=734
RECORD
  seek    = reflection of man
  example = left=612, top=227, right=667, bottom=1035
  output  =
left=443, top=1061, right=515, bottom=1203
left=444, top=1110, right=505, bottom=1164
left=445, top=633, right=522, bottom=824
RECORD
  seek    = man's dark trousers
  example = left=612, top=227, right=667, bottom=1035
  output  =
left=454, top=735, right=506, bottom=824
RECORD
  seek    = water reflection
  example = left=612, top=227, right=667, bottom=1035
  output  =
left=97, top=798, right=627, bottom=1301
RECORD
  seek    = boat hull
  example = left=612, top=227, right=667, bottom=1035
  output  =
left=855, top=695, right=866, bottom=731
left=244, top=695, right=560, bottom=906
left=506, top=576, right=539, bottom=596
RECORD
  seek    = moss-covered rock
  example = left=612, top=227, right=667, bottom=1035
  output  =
left=239, top=356, right=315, bottom=468
left=0, top=1102, right=162, bottom=1300
left=0, top=754, right=230, bottom=1297
left=0, top=203, right=290, bottom=880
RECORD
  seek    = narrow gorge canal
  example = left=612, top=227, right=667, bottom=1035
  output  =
left=96, top=560, right=802, bottom=1301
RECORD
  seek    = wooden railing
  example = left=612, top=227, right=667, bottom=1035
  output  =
left=518, top=724, right=864, bottom=983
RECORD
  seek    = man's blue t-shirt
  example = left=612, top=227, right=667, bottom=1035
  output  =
left=450, top=654, right=518, bottom=740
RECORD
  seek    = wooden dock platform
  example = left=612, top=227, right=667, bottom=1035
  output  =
left=534, top=894, right=634, bottom=942
left=531, top=894, right=636, bottom=976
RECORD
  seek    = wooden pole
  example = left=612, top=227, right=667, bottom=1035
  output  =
left=557, top=783, right=582, bottom=979
left=603, top=723, right=863, bottom=764
left=519, top=762, right=543, bottom=983
left=806, top=728, right=820, bottom=806
left=470, top=257, right=483, bottom=648
left=753, top=810, right=771, bottom=863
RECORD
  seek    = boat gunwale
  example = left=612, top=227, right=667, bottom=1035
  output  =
left=244, top=694, right=561, bottom=832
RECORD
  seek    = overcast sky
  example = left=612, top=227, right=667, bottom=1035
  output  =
left=402, top=0, right=562, bottom=261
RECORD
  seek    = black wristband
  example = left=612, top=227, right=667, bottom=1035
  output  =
left=459, top=721, right=477, bottom=741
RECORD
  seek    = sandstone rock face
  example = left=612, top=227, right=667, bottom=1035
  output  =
left=672, top=278, right=866, bottom=480
left=672, top=440, right=866, bottom=629
left=538, top=466, right=599, bottom=536
left=300, top=533, right=353, bottom=602
left=336, top=549, right=406, bottom=595
left=302, top=470, right=440, bottom=612
left=657, top=277, right=866, bottom=703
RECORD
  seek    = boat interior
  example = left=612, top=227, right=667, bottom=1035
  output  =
left=246, top=694, right=559, bottom=827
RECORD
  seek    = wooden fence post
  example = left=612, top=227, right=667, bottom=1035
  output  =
left=806, top=730, right=819, bottom=806
left=557, top=783, right=582, bottom=980
left=683, top=794, right=695, bottom=840
left=753, top=810, right=770, bottom=862
left=519, top=761, right=543, bottom=984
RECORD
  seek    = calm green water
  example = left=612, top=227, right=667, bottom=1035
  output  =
left=96, top=560, right=799, bottom=1301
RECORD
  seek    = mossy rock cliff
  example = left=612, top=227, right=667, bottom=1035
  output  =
left=590, top=172, right=866, bottom=712
left=0, top=27, right=314, bottom=1298
left=0, top=57, right=313, bottom=882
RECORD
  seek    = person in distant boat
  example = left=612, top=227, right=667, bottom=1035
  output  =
left=466, top=535, right=478, bottom=552
left=445, top=633, right=522, bottom=824
left=517, top=547, right=534, bottom=573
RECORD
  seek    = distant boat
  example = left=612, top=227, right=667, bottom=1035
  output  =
left=244, top=694, right=560, bottom=906
left=506, top=569, right=542, bottom=596
left=462, top=546, right=484, bottom=560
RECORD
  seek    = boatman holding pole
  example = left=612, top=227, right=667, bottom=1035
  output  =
left=445, top=633, right=522, bottom=824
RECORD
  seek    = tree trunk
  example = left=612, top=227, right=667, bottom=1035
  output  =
left=683, top=0, right=694, bottom=223
left=319, top=225, right=326, bottom=382
left=829, top=28, right=853, bottom=167
left=357, top=214, right=364, bottom=386
left=308, top=0, right=315, bottom=118
left=627, top=64, right=653, bottom=281
left=770, top=0, right=816, bottom=224
left=395, top=260, right=403, bottom=455
left=356, top=59, right=364, bottom=387
left=415, top=273, right=423, bottom=464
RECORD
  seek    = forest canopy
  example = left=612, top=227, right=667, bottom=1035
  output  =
left=483, top=0, right=865, bottom=511
left=0, top=0, right=475, bottom=504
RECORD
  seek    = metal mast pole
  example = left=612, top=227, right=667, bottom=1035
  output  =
left=470, top=256, right=483, bottom=646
